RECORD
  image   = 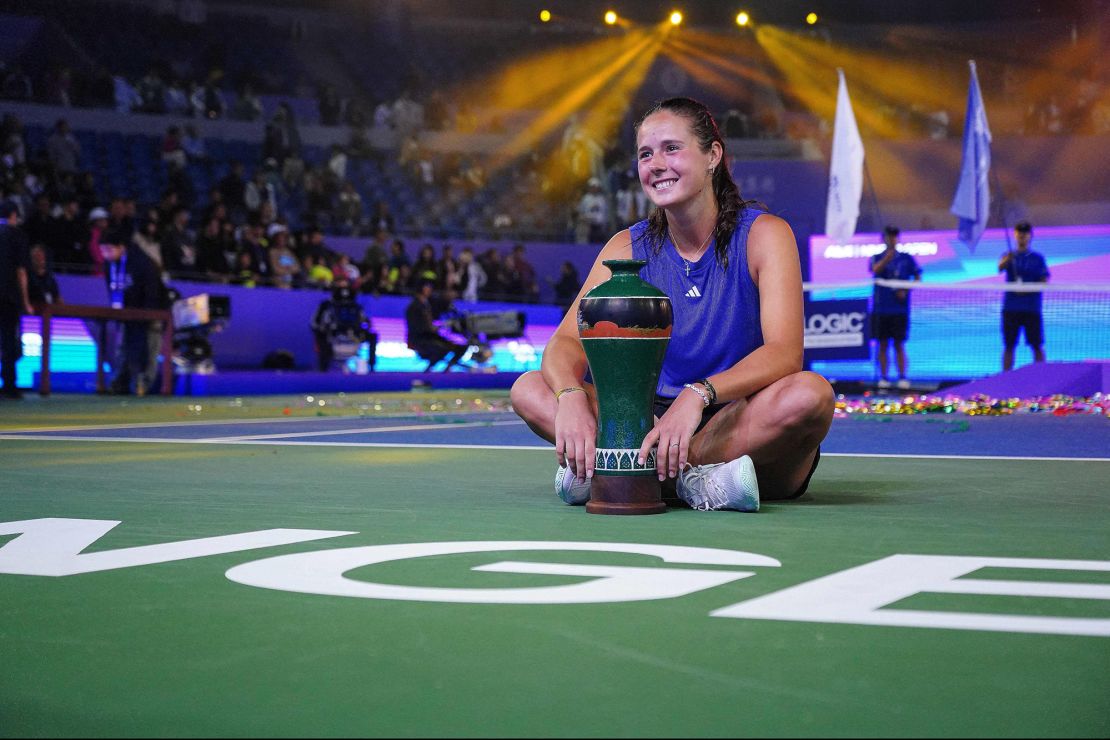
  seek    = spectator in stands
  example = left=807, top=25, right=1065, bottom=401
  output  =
left=359, top=232, right=387, bottom=281
left=46, top=198, right=87, bottom=268
left=231, top=83, right=264, bottom=122
left=27, top=243, right=61, bottom=306
left=270, top=103, right=302, bottom=166
left=576, top=177, right=609, bottom=244
left=437, top=245, right=459, bottom=293
left=218, top=160, right=247, bottom=219
left=244, top=170, right=277, bottom=220
left=231, top=250, right=259, bottom=287
left=182, top=125, right=207, bottom=162
left=24, top=194, right=54, bottom=249
left=369, top=202, right=395, bottom=236
left=479, top=248, right=506, bottom=300
left=332, top=253, right=361, bottom=285
left=303, top=254, right=334, bottom=288
left=405, top=279, right=468, bottom=372
left=336, top=181, right=363, bottom=236
left=100, top=226, right=167, bottom=395
left=267, top=224, right=302, bottom=289
left=0, top=201, right=33, bottom=399
left=1, top=114, right=26, bottom=167
left=195, top=215, right=230, bottom=276
left=133, top=209, right=164, bottom=270
left=161, top=207, right=196, bottom=276
left=199, top=70, right=227, bottom=119
left=551, top=260, right=581, bottom=315
left=410, top=244, right=439, bottom=288
left=161, top=126, right=187, bottom=169
left=318, top=85, right=343, bottom=127
left=236, top=222, right=270, bottom=282
left=74, top=172, right=98, bottom=212
left=869, top=225, right=921, bottom=389
left=46, top=119, right=81, bottom=176
left=165, top=77, right=192, bottom=117
left=138, top=67, right=168, bottom=114
left=86, top=206, right=109, bottom=276
left=999, top=221, right=1050, bottom=371
left=505, top=244, right=539, bottom=303
left=457, top=247, right=487, bottom=303
left=113, top=73, right=141, bottom=114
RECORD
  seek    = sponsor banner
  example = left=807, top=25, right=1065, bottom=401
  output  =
left=804, top=298, right=870, bottom=360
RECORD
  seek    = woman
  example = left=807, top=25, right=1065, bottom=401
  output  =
left=510, top=97, right=834, bottom=511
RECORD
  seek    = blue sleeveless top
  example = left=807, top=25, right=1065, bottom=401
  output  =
left=630, top=206, right=764, bottom=398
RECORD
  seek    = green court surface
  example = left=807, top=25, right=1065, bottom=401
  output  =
left=1, top=394, right=1107, bottom=737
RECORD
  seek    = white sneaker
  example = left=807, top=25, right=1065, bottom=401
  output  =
left=555, top=465, right=591, bottom=506
left=896, top=378, right=911, bottom=390
left=876, top=378, right=892, bottom=389
left=677, top=455, right=760, bottom=512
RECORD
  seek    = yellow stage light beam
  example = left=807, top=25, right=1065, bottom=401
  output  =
left=540, top=9, right=551, bottom=23
left=487, top=29, right=662, bottom=172
left=806, top=12, right=818, bottom=25
left=670, top=11, right=683, bottom=26
left=736, top=11, right=750, bottom=27
left=605, top=10, right=618, bottom=25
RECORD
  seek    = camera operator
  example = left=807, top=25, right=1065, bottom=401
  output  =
left=310, top=275, right=377, bottom=372
left=405, top=279, right=468, bottom=371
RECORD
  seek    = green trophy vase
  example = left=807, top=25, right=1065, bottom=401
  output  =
left=578, top=259, right=672, bottom=515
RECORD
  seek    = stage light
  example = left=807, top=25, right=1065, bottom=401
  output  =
left=806, top=12, right=818, bottom=25
left=736, top=11, right=750, bottom=27
left=604, top=10, right=618, bottom=25
left=540, top=9, right=551, bottom=23
left=669, top=11, right=683, bottom=26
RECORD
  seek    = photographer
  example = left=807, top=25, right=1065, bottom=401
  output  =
left=310, top=275, right=377, bottom=372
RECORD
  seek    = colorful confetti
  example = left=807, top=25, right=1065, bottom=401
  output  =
left=834, top=393, right=1109, bottom=418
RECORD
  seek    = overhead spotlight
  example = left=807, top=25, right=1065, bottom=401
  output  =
left=540, top=9, right=551, bottom=23
left=806, top=12, right=818, bottom=25
left=604, top=10, right=618, bottom=25
left=669, top=11, right=683, bottom=26
left=736, top=11, right=750, bottom=27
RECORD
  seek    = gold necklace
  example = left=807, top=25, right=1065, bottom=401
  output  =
left=668, top=226, right=714, bottom=277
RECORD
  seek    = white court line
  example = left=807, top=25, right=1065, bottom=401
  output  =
left=0, top=434, right=1106, bottom=461
left=207, top=419, right=525, bottom=442
left=0, top=411, right=519, bottom=434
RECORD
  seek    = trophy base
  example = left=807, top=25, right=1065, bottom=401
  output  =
left=586, top=475, right=666, bottom=515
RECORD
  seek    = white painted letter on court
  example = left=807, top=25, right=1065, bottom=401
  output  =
left=226, top=541, right=781, bottom=604
left=711, top=554, right=1110, bottom=637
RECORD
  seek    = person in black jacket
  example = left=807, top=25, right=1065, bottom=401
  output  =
left=100, top=227, right=167, bottom=395
left=0, top=202, right=33, bottom=399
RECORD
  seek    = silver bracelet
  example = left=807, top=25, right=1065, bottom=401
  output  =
left=683, top=383, right=711, bottom=407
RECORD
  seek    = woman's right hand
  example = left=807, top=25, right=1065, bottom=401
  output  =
left=554, top=391, right=596, bottom=482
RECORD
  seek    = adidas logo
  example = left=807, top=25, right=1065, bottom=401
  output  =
left=685, top=285, right=702, bottom=298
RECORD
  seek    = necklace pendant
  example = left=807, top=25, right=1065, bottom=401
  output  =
left=684, top=260, right=690, bottom=276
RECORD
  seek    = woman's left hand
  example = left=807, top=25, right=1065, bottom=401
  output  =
left=637, top=389, right=704, bottom=481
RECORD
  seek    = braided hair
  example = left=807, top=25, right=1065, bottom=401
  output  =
left=633, top=97, right=757, bottom=269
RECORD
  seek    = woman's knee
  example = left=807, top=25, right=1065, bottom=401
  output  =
left=766, top=372, right=834, bottom=434
left=509, top=371, right=551, bottom=422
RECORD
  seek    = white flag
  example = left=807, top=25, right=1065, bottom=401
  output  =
left=825, top=69, right=865, bottom=240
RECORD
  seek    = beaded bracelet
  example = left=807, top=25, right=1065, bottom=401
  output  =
left=683, top=383, right=711, bottom=407
left=555, top=386, right=586, bottom=401
left=698, top=377, right=718, bottom=405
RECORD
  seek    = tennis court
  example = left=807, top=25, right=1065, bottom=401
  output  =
left=1, top=392, right=1107, bottom=737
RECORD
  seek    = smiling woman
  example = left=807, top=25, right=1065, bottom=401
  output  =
left=510, top=96, right=835, bottom=511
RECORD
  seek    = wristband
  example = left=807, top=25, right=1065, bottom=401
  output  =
left=683, top=383, right=711, bottom=407
left=555, top=386, right=585, bottom=401
left=698, top=377, right=718, bottom=405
